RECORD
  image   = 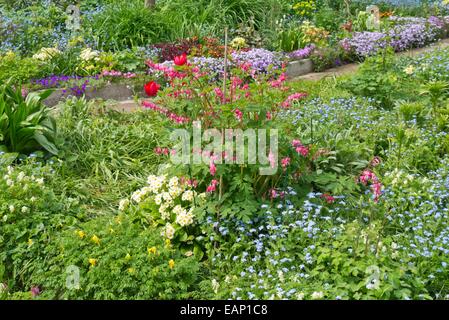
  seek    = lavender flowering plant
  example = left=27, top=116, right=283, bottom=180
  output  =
left=341, top=16, right=446, bottom=58
left=288, top=45, right=316, bottom=60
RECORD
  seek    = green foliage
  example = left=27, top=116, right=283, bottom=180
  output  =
left=85, top=0, right=287, bottom=51
left=53, top=97, right=167, bottom=210
left=29, top=214, right=201, bottom=299
left=0, top=53, right=40, bottom=83
left=340, top=49, right=403, bottom=108
left=0, top=82, right=58, bottom=156
left=0, top=159, right=82, bottom=293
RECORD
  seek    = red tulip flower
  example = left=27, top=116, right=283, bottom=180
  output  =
left=174, top=53, right=188, bottom=66
left=144, top=81, right=160, bottom=97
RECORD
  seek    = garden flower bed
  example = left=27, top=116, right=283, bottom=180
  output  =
left=2, top=0, right=449, bottom=304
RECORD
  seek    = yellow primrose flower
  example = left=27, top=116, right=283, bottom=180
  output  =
left=165, top=239, right=171, bottom=248
left=88, top=258, right=97, bottom=267
left=127, top=268, right=135, bottom=274
left=76, top=230, right=86, bottom=239
left=28, top=238, right=33, bottom=246
left=148, top=246, right=157, bottom=255
left=91, top=235, right=100, bottom=245
left=168, top=259, right=175, bottom=269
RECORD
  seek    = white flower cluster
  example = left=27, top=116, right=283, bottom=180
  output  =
left=385, top=168, right=415, bottom=186
left=160, top=223, right=176, bottom=239
left=80, top=48, right=100, bottom=62
left=32, top=47, right=61, bottom=61
left=2, top=166, right=44, bottom=190
left=1, top=166, right=45, bottom=219
left=120, top=175, right=206, bottom=240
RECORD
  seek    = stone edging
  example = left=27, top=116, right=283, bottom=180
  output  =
left=43, top=38, right=449, bottom=107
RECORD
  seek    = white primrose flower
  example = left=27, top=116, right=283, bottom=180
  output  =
left=311, top=291, right=324, bottom=299
left=169, top=186, right=183, bottom=198
left=21, top=206, right=30, bottom=214
left=168, top=176, right=179, bottom=188
left=17, top=172, right=26, bottom=182
left=80, top=48, right=99, bottom=61
left=211, top=279, right=220, bottom=294
left=172, top=205, right=184, bottom=215
left=161, top=223, right=175, bottom=239
left=161, top=192, right=173, bottom=203
left=181, top=190, right=194, bottom=202
left=131, top=190, right=144, bottom=203
left=175, top=208, right=194, bottom=227
left=154, top=193, right=163, bottom=205
left=118, top=199, right=130, bottom=211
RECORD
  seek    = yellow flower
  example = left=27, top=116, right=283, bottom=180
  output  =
left=168, top=259, right=175, bottom=269
left=165, top=239, right=171, bottom=248
left=76, top=230, right=86, bottom=239
left=88, top=258, right=97, bottom=267
left=91, top=235, right=100, bottom=245
left=127, top=268, right=135, bottom=274
left=125, top=253, right=132, bottom=261
left=27, top=238, right=33, bottom=246
left=148, top=246, right=157, bottom=255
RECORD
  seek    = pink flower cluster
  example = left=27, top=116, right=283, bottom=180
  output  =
left=281, top=157, right=291, bottom=169
left=359, top=169, right=382, bottom=202
left=142, top=101, right=190, bottom=124
left=292, top=139, right=309, bottom=157
left=321, top=193, right=335, bottom=204
left=209, top=158, right=217, bottom=176
left=206, top=179, right=219, bottom=193
left=270, top=73, right=287, bottom=88
left=282, top=92, right=308, bottom=108
left=234, top=108, right=243, bottom=121
left=180, top=177, right=199, bottom=188
left=167, top=89, right=193, bottom=99
left=269, top=188, right=286, bottom=199
left=146, top=60, right=186, bottom=79
left=154, top=147, right=170, bottom=156
left=101, top=70, right=136, bottom=79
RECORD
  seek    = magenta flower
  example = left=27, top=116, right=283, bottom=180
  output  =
left=206, top=179, right=219, bottom=193
left=234, top=109, right=243, bottom=121
left=282, top=92, right=308, bottom=108
left=209, top=159, right=217, bottom=176
left=281, top=157, right=291, bottom=169
left=31, top=286, right=40, bottom=298
left=295, top=145, right=309, bottom=157
left=321, top=193, right=335, bottom=204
